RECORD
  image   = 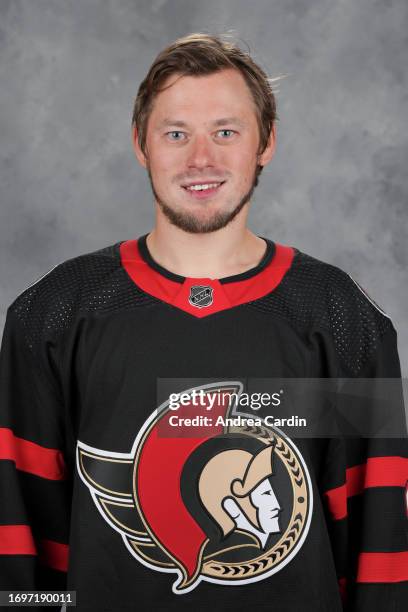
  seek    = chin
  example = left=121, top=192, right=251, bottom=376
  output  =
left=262, top=518, right=280, bottom=533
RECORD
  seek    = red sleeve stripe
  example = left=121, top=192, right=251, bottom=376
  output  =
left=0, top=427, right=66, bottom=480
left=0, top=526, right=69, bottom=572
left=0, top=525, right=36, bottom=555
left=347, top=457, right=408, bottom=497
left=338, top=577, right=347, bottom=602
left=324, top=484, right=347, bottom=520
left=323, top=456, right=408, bottom=520
left=357, top=551, right=408, bottom=583
left=38, top=539, right=69, bottom=572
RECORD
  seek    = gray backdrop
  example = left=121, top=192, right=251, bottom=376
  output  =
left=1, top=0, right=407, bottom=375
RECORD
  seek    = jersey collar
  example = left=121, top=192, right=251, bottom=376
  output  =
left=120, top=234, right=294, bottom=318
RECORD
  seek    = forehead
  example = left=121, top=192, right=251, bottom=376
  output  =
left=149, top=68, right=257, bottom=124
left=253, top=478, right=273, bottom=495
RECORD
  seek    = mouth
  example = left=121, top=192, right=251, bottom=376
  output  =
left=181, top=181, right=226, bottom=200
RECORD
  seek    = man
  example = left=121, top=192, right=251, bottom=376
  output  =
left=0, top=32, right=407, bottom=610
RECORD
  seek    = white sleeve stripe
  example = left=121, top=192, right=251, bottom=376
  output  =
left=347, top=273, right=391, bottom=320
left=22, top=262, right=62, bottom=292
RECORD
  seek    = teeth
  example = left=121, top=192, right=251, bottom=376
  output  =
left=186, top=182, right=221, bottom=191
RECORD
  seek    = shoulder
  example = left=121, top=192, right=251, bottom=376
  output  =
left=7, top=241, right=150, bottom=351
left=287, top=247, right=392, bottom=327
left=292, top=248, right=395, bottom=373
left=10, top=241, right=122, bottom=310
left=256, top=244, right=395, bottom=374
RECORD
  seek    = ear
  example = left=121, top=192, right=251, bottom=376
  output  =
left=132, top=124, right=148, bottom=169
left=257, top=123, right=276, bottom=168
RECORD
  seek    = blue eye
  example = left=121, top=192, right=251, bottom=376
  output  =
left=218, top=129, right=235, bottom=138
left=167, top=131, right=185, bottom=140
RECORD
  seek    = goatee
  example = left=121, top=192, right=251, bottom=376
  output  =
left=146, top=165, right=261, bottom=234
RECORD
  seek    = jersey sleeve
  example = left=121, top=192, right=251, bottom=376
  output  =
left=321, top=320, right=408, bottom=610
left=0, top=304, right=72, bottom=597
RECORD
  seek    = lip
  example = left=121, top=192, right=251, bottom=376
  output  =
left=182, top=181, right=226, bottom=200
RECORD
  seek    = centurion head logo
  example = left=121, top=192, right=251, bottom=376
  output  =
left=76, top=382, right=313, bottom=594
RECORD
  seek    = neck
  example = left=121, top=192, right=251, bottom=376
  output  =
left=146, top=216, right=267, bottom=280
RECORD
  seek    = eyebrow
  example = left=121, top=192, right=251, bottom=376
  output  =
left=156, top=116, right=247, bottom=130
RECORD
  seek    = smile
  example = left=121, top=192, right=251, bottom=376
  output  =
left=182, top=181, right=225, bottom=199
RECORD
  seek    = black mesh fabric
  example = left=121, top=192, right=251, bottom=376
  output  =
left=10, top=242, right=159, bottom=356
left=10, top=243, right=393, bottom=378
left=245, top=249, right=393, bottom=376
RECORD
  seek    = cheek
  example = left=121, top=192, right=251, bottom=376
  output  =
left=146, top=138, right=177, bottom=174
left=229, top=149, right=258, bottom=176
left=148, top=157, right=178, bottom=184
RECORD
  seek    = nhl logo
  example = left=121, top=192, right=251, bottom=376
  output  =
left=188, top=285, right=213, bottom=308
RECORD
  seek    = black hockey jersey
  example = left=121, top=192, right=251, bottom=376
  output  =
left=0, top=234, right=407, bottom=611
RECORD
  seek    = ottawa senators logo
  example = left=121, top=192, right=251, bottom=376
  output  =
left=77, top=382, right=313, bottom=594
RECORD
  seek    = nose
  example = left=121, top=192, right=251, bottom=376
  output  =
left=186, top=133, right=216, bottom=170
left=269, top=490, right=281, bottom=511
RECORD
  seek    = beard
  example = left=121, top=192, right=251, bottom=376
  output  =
left=146, top=163, right=261, bottom=234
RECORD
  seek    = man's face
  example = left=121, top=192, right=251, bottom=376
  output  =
left=133, top=68, right=275, bottom=233
left=250, top=477, right=281, bottom=534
